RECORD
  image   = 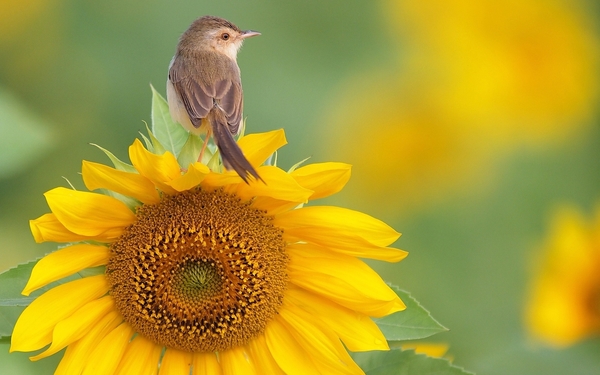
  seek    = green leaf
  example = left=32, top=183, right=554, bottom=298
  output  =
left=0, top=260, right=38, bottom=337
left=375, top=286, right=447, bottom=341
left=0, top=87, right=55, bottom=179
left=0, top=258, right=90, bottom=338
left=90, top=143, right=136, bottom=173
left=352, top=348, right=474, bottom=375
left=150, top=84, right=188, bottom=157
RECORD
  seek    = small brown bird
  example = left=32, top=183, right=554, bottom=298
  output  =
left=167, top=15, right=261, bottom=182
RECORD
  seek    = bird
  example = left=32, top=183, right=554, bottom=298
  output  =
left=167, top=15, right=262, bottom=183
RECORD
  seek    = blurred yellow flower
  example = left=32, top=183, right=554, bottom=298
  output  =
left=387, top=0, right=600, bottom=147
left=321, top=0, right=599, bottom=214
left=525, top=206, right=600, bottom=347
left=321, top=77, right=493, bottom=214
left=11, top=130, right=407, bottom=374
left=0, top=0, right=55, bottom=43
left=401, top=342, right=450, bottom=359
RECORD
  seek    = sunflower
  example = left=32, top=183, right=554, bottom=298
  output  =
left=11, top=128, right=407, bottom=374
left=525, top=205, right=600, bottom=347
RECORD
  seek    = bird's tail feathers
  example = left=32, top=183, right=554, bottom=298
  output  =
left=212, top=115, right=263, bottom=184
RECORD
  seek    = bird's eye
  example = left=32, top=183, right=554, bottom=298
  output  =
left=221, top=33, right=230, bottom=40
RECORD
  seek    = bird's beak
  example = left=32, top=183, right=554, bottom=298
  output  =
left=240, top=30, right=261, bottom=39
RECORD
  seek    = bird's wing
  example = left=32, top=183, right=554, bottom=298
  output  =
left=214, top=78, right=243, bottom=135
left=169, top=63, right=243, bottom=135
left=168, top=60, right=212, bottom=127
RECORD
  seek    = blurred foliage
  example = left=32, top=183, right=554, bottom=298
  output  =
left=1, top=0, right=600, bottom=374
left=0, top=88, right=54, bottom=179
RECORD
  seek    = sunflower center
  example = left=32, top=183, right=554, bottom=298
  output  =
left=106, top=188, right=288, bottom=352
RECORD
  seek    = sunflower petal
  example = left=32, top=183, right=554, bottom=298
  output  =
left=192, top=352, right=222, bottom=375
left=55, top=311, right=122, bottom=375
left=82, top=323, right=134, bottom=375
left=159, top=348, right=193, bottom=375
left=235, top=166, right=313, bottom=203
left=201, top=170, right=244, bottom=188
left=251, top=198, right=300, bottom=216
left=219, top=346, right=257, bottom=375
left=169, top=162, right=211, bottom=192
left=264, top=318, right=320, bottom=375
left=291, top=162, right=351, bottom=200
left=292, top=239, right=406, bottom=264
left=30, top=296, right=115, bottom=361
left=11, top=275, right=109, bottom=352
left=23, top=244, right=110, bottom=296
left=30, top=214, right=94, bottom=243
left=237, top=129, right=287, bottom=167
left=45, top=187, right=136, bottom=237
left=247, top=335, right=285, bottom=375
left=279, top=305, right=364, bottom=375
left=115, top=334, right=162, bottom=375
left=286, top=286, right=388, bottom=352
left=275, top=206, right=400, bottom=247
left=129, top=138, right=181, bottom=195
left=287, top=245, right=405, bottom=317
left=82, top=160, right=160, bottom=204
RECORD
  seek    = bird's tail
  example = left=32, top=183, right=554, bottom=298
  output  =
left=211, top=112, right=263, bottom=184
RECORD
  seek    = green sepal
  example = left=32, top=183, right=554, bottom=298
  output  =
left=90, top=143, right=136, bottom=173
left=98, top=188, right=140, bottom=212
left=352, top=348, right=474, bottom=375
left=150, top=84, right=188, bottom=157
left=288, top=156, right=311, bottom=173
left=144, top=122, right=167, bottom=155
left=139, top=132, right=154, bottom=153
left=177, top=133, right=202, bottom=168
left=376, top=285, right=448, bottom=341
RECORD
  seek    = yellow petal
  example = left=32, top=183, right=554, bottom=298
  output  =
left=285, top=286, right=389, bottom=352
left=275, top=206, right=400, bottom=247
left=30, top=296, right=115, bottom=361
left=45, top=187, right=136, bottom=237
left=247, top=335, right=285, bottom=375
left=289, top=239, right=406, bottom=265
left=82, top=160, right=160, bottom=205
left=159, top=348, right=193, bottom=375
left=169, top=162, right=210, bottom=192
left=238, top=129, right=287, bottom=167
left=23, top=244, right=110, bottom=296
left=235, top=166, right=313, bottom=203
left=55, top=311, right=122, bottom=375
left=251, top=198, right=300, bottom=216
left=192, top=352, right=222, bottom=375
left=30, top=214, right=95, bottom=243
left=201, top=170, right=244, bottom=189
left=115, top=334, right=161, bottom=375
left=129, top=138, right=181, bottom=195
left=219, top=346, right=257, bottom=375
left=264, top=317, right=320, bottom=375
left=279, top=306, right=364, bottom=375
left=287, top=245, right=405, bottom=317
left=82, top=323, right=134, bottom=375
left=11, top=275, right=109, bottom=353
left=291, top=162, right=351, bottom=200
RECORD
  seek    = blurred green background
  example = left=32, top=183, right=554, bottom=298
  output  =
left=2, top=0, right=600, bottom=374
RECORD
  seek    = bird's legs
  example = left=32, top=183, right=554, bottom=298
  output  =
left=198, top=128, right=212, bottom=163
